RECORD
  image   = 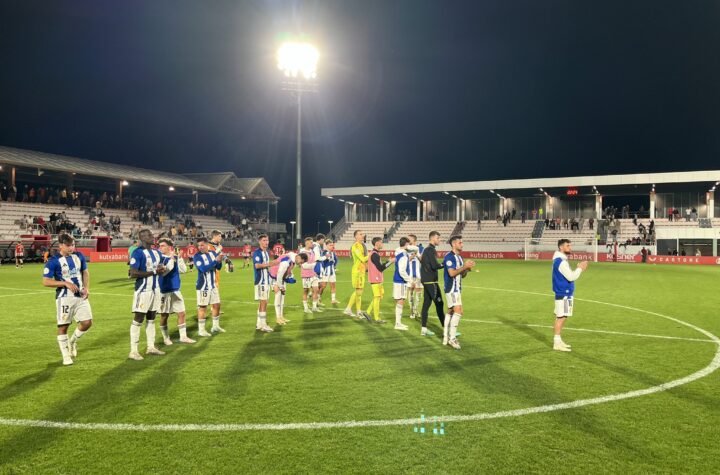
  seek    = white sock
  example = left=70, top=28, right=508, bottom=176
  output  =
left=274, top=293, right=283, bottom=318
left=69, top=328, right=86, bottom=345
left=57, top=334, right=70, bottom=358
left=421, top=326, right=428, bottom=335
left=554, top=335, right=563, bottom=344
left=414, top=293, right=420, bottom=312
left=331, top=292, right=336, bottom=301
left=160, top=325, right=169, bottom=340
left=130, top=321, right=141, bottom=353
left=443, top=315, right=451, bottom=340
left=395, top=304, right=403, bottom=325
left=198, top=318, right=207, bottom=333
left=312, top=298, right=318, bottom=310
left=146, top=319, right=157, bottom=349
left=212, top=316, right=220, bottom=329
left=449, top=313, right=461, bottom=340
left=259, top=311, right=267, bottom=326
left=303, top=300, right=309, bottom=311
left=179, top=324, right=187, bottom=339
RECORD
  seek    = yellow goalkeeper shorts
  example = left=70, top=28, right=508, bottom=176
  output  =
left=351, top=270, right=366, bottom=290
left=371, top=283, right=384, bottom=298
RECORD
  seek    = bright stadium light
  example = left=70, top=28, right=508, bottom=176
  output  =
left=121, top=180, right=129, bottom=186
left=277, top=42, right=319, bottom=79
left=278, top=40, right=319, bottom=244
left=168, top=186, right=175, bottom=191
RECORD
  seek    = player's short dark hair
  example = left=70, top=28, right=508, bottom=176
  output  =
left=139, top=228, right=153, bottom=239
left=315, top=233, right=325, bottom=241
left=372, top=237, right=383, bottom=245
left=158, top=238, right=174, bottom=247
left=353, top=229, right=363, bottom=237
left=132, top=240, right=138, bottom=244
left=304, top=236, right=314, bottom=243
left=325, top=239, right=334, bottom=245
left=58, top=233, right=74, bottom=245
left=399, top=237, right=410, bottom=247
left=196, top=237, right=209, bottom=244
left=211, top=229, right=222, bottom=237
left=429, top=231, right=440, bottom=240
left=448, top=235, right=462, bottom=245
left=558, top=239, right=571, bottom=248
left=257, top=234, right=268, bottom=240
left=297, top=253, right=308, bottom=262
left=408, top=234, right=417, bottom=242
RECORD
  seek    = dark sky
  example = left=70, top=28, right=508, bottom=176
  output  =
left=2, top=1, right=720, bottom=231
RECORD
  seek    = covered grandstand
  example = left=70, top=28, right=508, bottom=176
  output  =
left=323, top=171, right=720, bottom=262
left=0, top=146, right=284, bottom=263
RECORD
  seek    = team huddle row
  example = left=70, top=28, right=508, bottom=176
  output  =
left=42, top=227, right=587, bottom=366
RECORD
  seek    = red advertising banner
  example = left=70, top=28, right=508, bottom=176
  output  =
left=83, top=247, right=251, bottom=262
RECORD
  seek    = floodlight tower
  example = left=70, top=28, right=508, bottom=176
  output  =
left=277, top=41, right=319, bottom=244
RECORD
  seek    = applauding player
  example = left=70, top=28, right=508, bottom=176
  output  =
left=552, top=239, right=588, bottom=352
left=158, top=238, right=195, bottom=345
left=443, top=235, right=475, bottom=350
left=194, top=237, right=225, bottom=336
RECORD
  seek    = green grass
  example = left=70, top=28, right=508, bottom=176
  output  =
left=0, top=259, right=718, bottom=474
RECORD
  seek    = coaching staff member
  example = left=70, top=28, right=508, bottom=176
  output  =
left=420, top=230, right=445, bottom=336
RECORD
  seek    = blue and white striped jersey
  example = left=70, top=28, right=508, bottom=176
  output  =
left=409, top=254, right=421, bottom=278
left=130, top=247, right=163, bottom=292
left=194, top=251, right=222, bottom=291
left=321, top=251, right=338, bottom=277
left=43, top=252, right=87, bottom=298
left=443, top=251, right=464, bottom=294
left=252, top=248, right=271, bottom=285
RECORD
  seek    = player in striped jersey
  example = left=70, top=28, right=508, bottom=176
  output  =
left=253, top=234, right=281, bottom=330
left=194, top=236, right=225, bottom=336
left=406, top=234, right=423, bottom=319
left=157, top=238, right=195, bottom=345
left=442, top=235, right=475, bottom=349
left=312, top=234, right=327, bottom=306
left=128, top=228, right=167, bottom=360
left=319, top=239, right=340, bottom=306
left=392, top=237, right=416, bottom=331
left=269, top=252, right=308, bottom=329
left=42, top=233, right=93, bottom=366
left=300, top=237, right=323, bottom=313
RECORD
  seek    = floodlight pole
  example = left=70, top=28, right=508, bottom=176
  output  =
left=295, top=91, right=302, bottom=244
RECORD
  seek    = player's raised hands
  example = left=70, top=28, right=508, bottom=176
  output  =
left=578, top=261, right=589, bottom=271
left=215, top=252, right=225, bottom=262
left=466, top=260, right=476, bottom=268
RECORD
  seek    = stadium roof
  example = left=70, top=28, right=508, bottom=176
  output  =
left=322, top=171, right=720, bottom=202
left=0, top=146, right=277, bottom=200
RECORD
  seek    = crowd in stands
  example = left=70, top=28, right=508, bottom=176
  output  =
left=0, top=181, right=270, bottom=243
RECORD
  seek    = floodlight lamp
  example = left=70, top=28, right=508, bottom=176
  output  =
left=277, top=42, right=319, bottom=80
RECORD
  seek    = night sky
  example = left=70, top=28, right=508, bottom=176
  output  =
left=2, top=1, right=720, bottom=230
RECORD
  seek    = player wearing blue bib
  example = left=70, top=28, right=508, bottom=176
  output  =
left=128, top=228, right=167, bottom=360
left=552, top=239, right=588, bottom=352
left=442, top=235, right=476, bottom=350
left=157, top=238, right=195, bottom=346
left=42, top=233, right=93, bottom=366
left=392, top=237, right=414, bottom=331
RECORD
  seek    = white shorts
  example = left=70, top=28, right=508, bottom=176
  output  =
left=197, top=288, right=221, bottom=307
left=132, top=289, right=162, bottom=314
left=554, top=297, right=574, bottom=318
left=393, top=283, right=407, bottom=300
left=446, top=292, right=463, bottom=308
left=160, top=291, right=186, bottom=315
left=302, top=276, right=319, bottom=289
left=56, top=295, right=93, bottom=326
left=320, top=274, right=336, bottom=284
left=255, top=283, right=271, bottom=301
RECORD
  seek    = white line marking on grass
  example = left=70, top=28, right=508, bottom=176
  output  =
left=0, top=287, right=718, bottom=432
left=0, top=291, right=47, bottom=298
left=462, top=319, right=716, bottom=343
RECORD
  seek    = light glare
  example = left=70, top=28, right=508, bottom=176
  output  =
left=277, top=42, right=319, bottom=80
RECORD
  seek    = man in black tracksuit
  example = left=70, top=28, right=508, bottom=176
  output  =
left=420, top=231, right=445, bottom=336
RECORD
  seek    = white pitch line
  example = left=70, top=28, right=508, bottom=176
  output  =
left=0, top=288, right=717, bottom=432
left=0, top=291, right=47, bottom=298
left=462, top=319, right=715, bottom=343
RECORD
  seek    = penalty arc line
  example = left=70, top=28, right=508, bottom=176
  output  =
left=0, top=287, right=718, bottom=432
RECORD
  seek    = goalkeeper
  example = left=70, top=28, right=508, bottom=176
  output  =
left=344, top=229, right=368, bottom=317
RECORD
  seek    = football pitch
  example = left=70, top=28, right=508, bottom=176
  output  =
left=0, top=259, right=718, bottom=474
